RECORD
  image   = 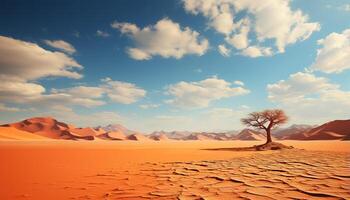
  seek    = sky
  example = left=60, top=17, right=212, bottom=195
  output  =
left=0, top=0, right=349, bottom=132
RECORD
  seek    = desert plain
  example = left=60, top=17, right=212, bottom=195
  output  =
left=0, top=140, right=349, bottom=200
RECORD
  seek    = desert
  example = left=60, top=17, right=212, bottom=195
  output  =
left=1, top=1, right=350, bottom=199
left=0, top=117, right=349, bottom=200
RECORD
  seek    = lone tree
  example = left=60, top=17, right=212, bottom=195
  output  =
left=241, top=109, right=288, bottom=144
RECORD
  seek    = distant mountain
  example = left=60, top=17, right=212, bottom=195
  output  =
left=150, top=131, right=192, bottom=140
left=127, top=133, right=151, bottom=141
left=273, top=124, right=315, bottom=139
left=1, top=117, right=349, bottom=141
left=149, top=133, right=169, bottom=141
left=286, top=120, right=350, bottom=140
left=96, top=124, right=137, bottom=136
left=235, top=129, right=267, bottom=141
left=184, top=133, right=213, bottom=140
left=184, top=132, right=236, bottom=140
left=149, top=131, right=237, bottom=140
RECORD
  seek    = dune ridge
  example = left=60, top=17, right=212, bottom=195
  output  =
left=0, top=117, right=349, bottom=141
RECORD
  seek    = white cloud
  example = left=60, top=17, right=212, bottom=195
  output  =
left=101, top=78, right=146, bottom=104
left=96, top=30, right=110, bottom=37
left=267, top=72, right=350, bottom=124
left=241, top=45, right=273, bottom=57
left=111, top=18, right=209, bottom=60
left=53, top=86, right=105, bottom=99
left=218, top=44, right=231, bottom=57
left=234, top=80, right=244, bottom=86
left=166, top=76, right=250, bottom=108
left=310, top=29, right=350, bottom=74
left=0, top=35, right=86, bottom=107
left=225, top=18, right=250, bottom=49
left=0, top=36, right=82, bottom=81
left=183, top=0, right=320, bottom=56
left=44, top=39, right=76, bottom=54
left=210, top=12, right=235, bottom=35
left=0, top=36, right=146, bottom=108
left=139, top=104, right=160, bottom=109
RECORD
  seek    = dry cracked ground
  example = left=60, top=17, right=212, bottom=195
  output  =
left=67, top=149, right=350, bottom=200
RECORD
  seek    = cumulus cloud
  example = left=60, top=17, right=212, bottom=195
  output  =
left=218, top=44, right=231, bottom=57
left=44, top=39, right=76, bottom=54
left=96, top=30, right=110, bottom=37
left=0, top=36, right=146, bottom=109
left=53, top=86, right=105, bottom=99
left=101, top=78, right=146, bottom=104
left=0, top=36, right=82, bottom=81
left=0, top=35, right=86, bottom=108
left=182, top=0, right=320, bottom=57
left=225, top=18, right=250, bottom=49
left=310, top=29, right=350, bottom=74
left=111, top=18, right=209, bottom=60
left=241, top=45, right=273, bottom=58
left=267, top=72, right=350, bottom=124
left=166, top=76, right=250, bottom=108
left=139, top=104, right=160, bottom=109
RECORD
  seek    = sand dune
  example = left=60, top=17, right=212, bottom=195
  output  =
left=0, top=117, right=106, bottom=141
left=127, top=133, right=151, bottom=141
left=1, top=117, right=68, bottom=139
left=149, top=133, right=169, bottom=141
left=1, top=117, right=349, bottom=141
left=70, top=127, right=101, bottom=137
left=287, top=120, right=350, bottom=140
left=98, top=124, right=138, bottom=135
left=0, top=127, right=48, bottom=140
left=235, top=129, right=267, bottom=140
left=99, top=130, right=126, bottom=140
left=273, top=124, right=314, bottom=139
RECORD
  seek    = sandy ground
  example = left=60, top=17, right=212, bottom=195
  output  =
left=0, top=140, right=349, bottom=199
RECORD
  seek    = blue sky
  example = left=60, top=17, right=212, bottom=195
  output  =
left=0, top=0, right=349, bottom=132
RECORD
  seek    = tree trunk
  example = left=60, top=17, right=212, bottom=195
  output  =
left=265, top=128, right=272, bottom=144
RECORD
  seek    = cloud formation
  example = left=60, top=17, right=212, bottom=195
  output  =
left=139, top=104, right=160, bottom=109
left=0, top=36, right=82, bottom=81
left=183, top=0, right=320, bottom=57
left=166, top=76, right=250, bottom=108
left=267, top=72, right=350, bottom=123
left=218, top=44, right=231, bottom=57
left=310, top=28, right=350, bottom=73
left=101, top=78, right=147, bottom=104
left=111, top=18, right=209, bottom=60
left=44, top=39, right=76, bottom=54
left=0, top=36, right=146, bottom=110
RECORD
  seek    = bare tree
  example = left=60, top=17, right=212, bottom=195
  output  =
left=241, top=109, right=288, bottom=144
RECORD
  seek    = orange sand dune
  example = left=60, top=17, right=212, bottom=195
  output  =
left=0, top=140, right=349, bottom=199
left=149, top=133, right=170, bottom=141
left=0, top=127, right=49, bottom=140
left=127, top=133, right=151, bottom=141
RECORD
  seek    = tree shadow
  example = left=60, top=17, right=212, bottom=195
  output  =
left=202, top=142, right=294, bottom=151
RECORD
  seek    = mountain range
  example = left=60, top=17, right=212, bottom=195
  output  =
left=0, top=117, right=349, bottom=141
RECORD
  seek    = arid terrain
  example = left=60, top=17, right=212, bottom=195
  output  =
left=0, top=140, right=349, bottom=200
